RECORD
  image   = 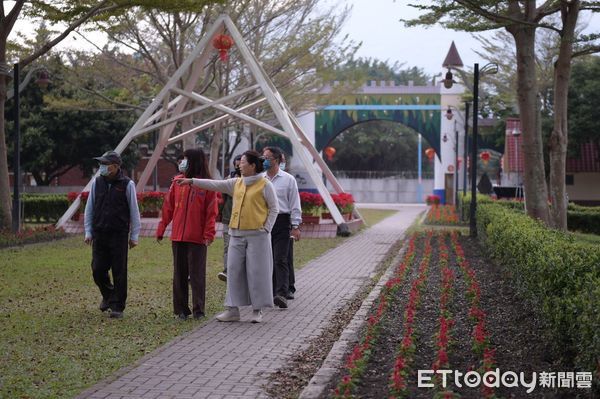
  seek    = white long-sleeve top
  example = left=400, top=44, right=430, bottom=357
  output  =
left=191, top=174, right=279, bottom=234
left=264, top=169, right=302, bottom=226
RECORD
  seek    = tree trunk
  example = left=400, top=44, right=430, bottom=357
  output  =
left=548, top=1, right=580, bottom=231
left=0, top=75, right=12, bottom=229
left=509, top=25, right=550, bottom=225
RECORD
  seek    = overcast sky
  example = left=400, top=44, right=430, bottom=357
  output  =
left=335, top=0, right=491, bottom=77
left=337, top=0, right=599, bottom=78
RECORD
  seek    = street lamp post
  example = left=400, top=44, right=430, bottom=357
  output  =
left=9, top=63, right=50, bottom=233
left=444, top=63, right=497, bottom=237
left=12, top=63, right=21, bottom=233
left=463, top=101, right=469, bottom=197
left=469, top=64, right=480, bottom=237
left=469, top=63, right=498, bottom=237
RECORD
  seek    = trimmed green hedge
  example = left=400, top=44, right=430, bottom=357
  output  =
left=477, top=203, right=600, bottom=375
left=20, top=194, right=70, bottom=223
left=458, top=193, right=600, bottom=234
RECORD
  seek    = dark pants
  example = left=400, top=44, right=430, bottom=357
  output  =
left=91, top=230, right=129, bottom=312
left=272, top=214, right=291, bottom=297
left=288, top=238, right=295, bottom=294
left=172, top=241, right=207, bottom=316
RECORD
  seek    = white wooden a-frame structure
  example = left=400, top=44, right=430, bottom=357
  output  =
left=57, top=14, right=353, bottom=231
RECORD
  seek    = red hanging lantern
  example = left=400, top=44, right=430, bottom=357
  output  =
left=480, top=151, right=491, bottom=165
left=324, top=146, right=336, bottom=161
left=212, top=34, right=234, bottom=62
left=425, top=148, right=435, bottom=160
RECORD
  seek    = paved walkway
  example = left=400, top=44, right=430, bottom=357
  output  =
left=78, top=205, right=426, bottom=399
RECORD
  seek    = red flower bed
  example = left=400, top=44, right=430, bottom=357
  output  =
left=327, top=230, right=580, bottom=398
left=426, top=205, right=460, bottom=225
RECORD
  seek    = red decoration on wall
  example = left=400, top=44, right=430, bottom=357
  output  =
left=425, top=148, right=435, bottom=160
left=212, top=34, right=234, bottom=62
left=324, top=146, right=336, bottom=161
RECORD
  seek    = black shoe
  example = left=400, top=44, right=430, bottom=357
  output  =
left=274, top=295, right=288, bottom=309
left=177, top=313, right=188, bottom=320
left=193, top=312, right=205, bottom=320
left=99, top=299, right=110, bottom=312
left=109, top=310, right=123, bottom=319
left=286, top=292, right=295, bottom=300
left=218, top=272, right=227, bottom=282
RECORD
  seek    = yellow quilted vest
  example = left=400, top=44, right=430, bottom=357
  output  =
left=229, top=177, right=268, bottom=230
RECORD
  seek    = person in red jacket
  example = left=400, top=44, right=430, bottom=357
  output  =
left=156, top=148, right=218, bottom=320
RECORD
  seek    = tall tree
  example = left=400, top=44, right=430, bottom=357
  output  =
left=404, top=1, right=600, bottom=229
left=0, top=0, right=223, bottom=230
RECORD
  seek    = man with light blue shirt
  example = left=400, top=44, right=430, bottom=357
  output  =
left=84, top=151, right=141, bottom=319
left=263, top=147, right=302, bottom=309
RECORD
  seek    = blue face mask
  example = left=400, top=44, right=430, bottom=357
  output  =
left=280, top=162, right=286, bottom=171
left=263, top=159, right=271, bottom=170
left=178, top=159, right=188, bottom=172
left=99, top=164, right=110, bottom=176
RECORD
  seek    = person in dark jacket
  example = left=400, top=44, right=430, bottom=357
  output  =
left=218, top=154, right=242, bottom=282
left=156, top=148, right=219, bottom=320
left=84, top=151, right=141, bottom=319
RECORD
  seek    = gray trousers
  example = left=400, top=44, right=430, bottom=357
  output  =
left=225, top=231, right=274, bottom=310
left=222, top=224, right=230, bottom=273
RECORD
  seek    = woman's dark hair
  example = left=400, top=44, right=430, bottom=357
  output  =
left=183, top=148, right=211, bottom=179
left=263, top=146, right=284, bottom=162
left=243, top=150, right=265, bottom=174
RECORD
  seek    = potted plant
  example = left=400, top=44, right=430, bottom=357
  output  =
left=426, top=194, right=441, bottom=206
left=66, top=191, right=89, bottom=221
left=299, top=192, right=323, bottom=224
left=137, top=191, right=165, bottom=217
left=330, top=193, right=355, bottom=221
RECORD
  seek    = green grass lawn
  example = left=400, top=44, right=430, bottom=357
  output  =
left=0, top=208, right=396, bottom=398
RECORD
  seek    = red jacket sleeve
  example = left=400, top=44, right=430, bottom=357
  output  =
left=203, top=190, right=219, bottom=242
left=156, top=183, right=176, bottom=238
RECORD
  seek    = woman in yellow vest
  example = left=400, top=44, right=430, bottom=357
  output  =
left=176, top=150, right=279, bottom=323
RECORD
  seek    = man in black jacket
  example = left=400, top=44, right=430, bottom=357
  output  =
left=84, top=151, right=141, bottom=319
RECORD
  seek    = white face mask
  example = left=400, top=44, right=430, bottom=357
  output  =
left=178, top=159, right=188, bottom=172
left=280, top=162, right=286, bottom=171
left=99, top=164, right=110, bottom=176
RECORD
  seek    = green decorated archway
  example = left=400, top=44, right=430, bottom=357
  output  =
left=315, top=93, right=442, bottom=157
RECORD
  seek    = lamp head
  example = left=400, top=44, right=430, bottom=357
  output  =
left=35, top=69, right=50, bottom=89
left=443, top=69, right=454, bottom=89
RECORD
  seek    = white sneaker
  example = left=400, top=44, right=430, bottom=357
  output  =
left=251, top=309, right=263, bottom=323
left=216, top=307, right=240, bottom=322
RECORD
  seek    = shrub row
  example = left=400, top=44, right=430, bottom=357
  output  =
left=458, top=193, right=600, bottom=234
left=477, top=203, right=600, bottom=376
left=20, top=194, right=70, bottom=223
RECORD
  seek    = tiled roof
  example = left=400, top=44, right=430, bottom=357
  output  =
left=567, top=142, right=600, bottom=173
left=503, top=118, right=599, bottom=173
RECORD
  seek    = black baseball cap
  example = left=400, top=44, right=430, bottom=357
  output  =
left=94, top=151, right=122, bottom=165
